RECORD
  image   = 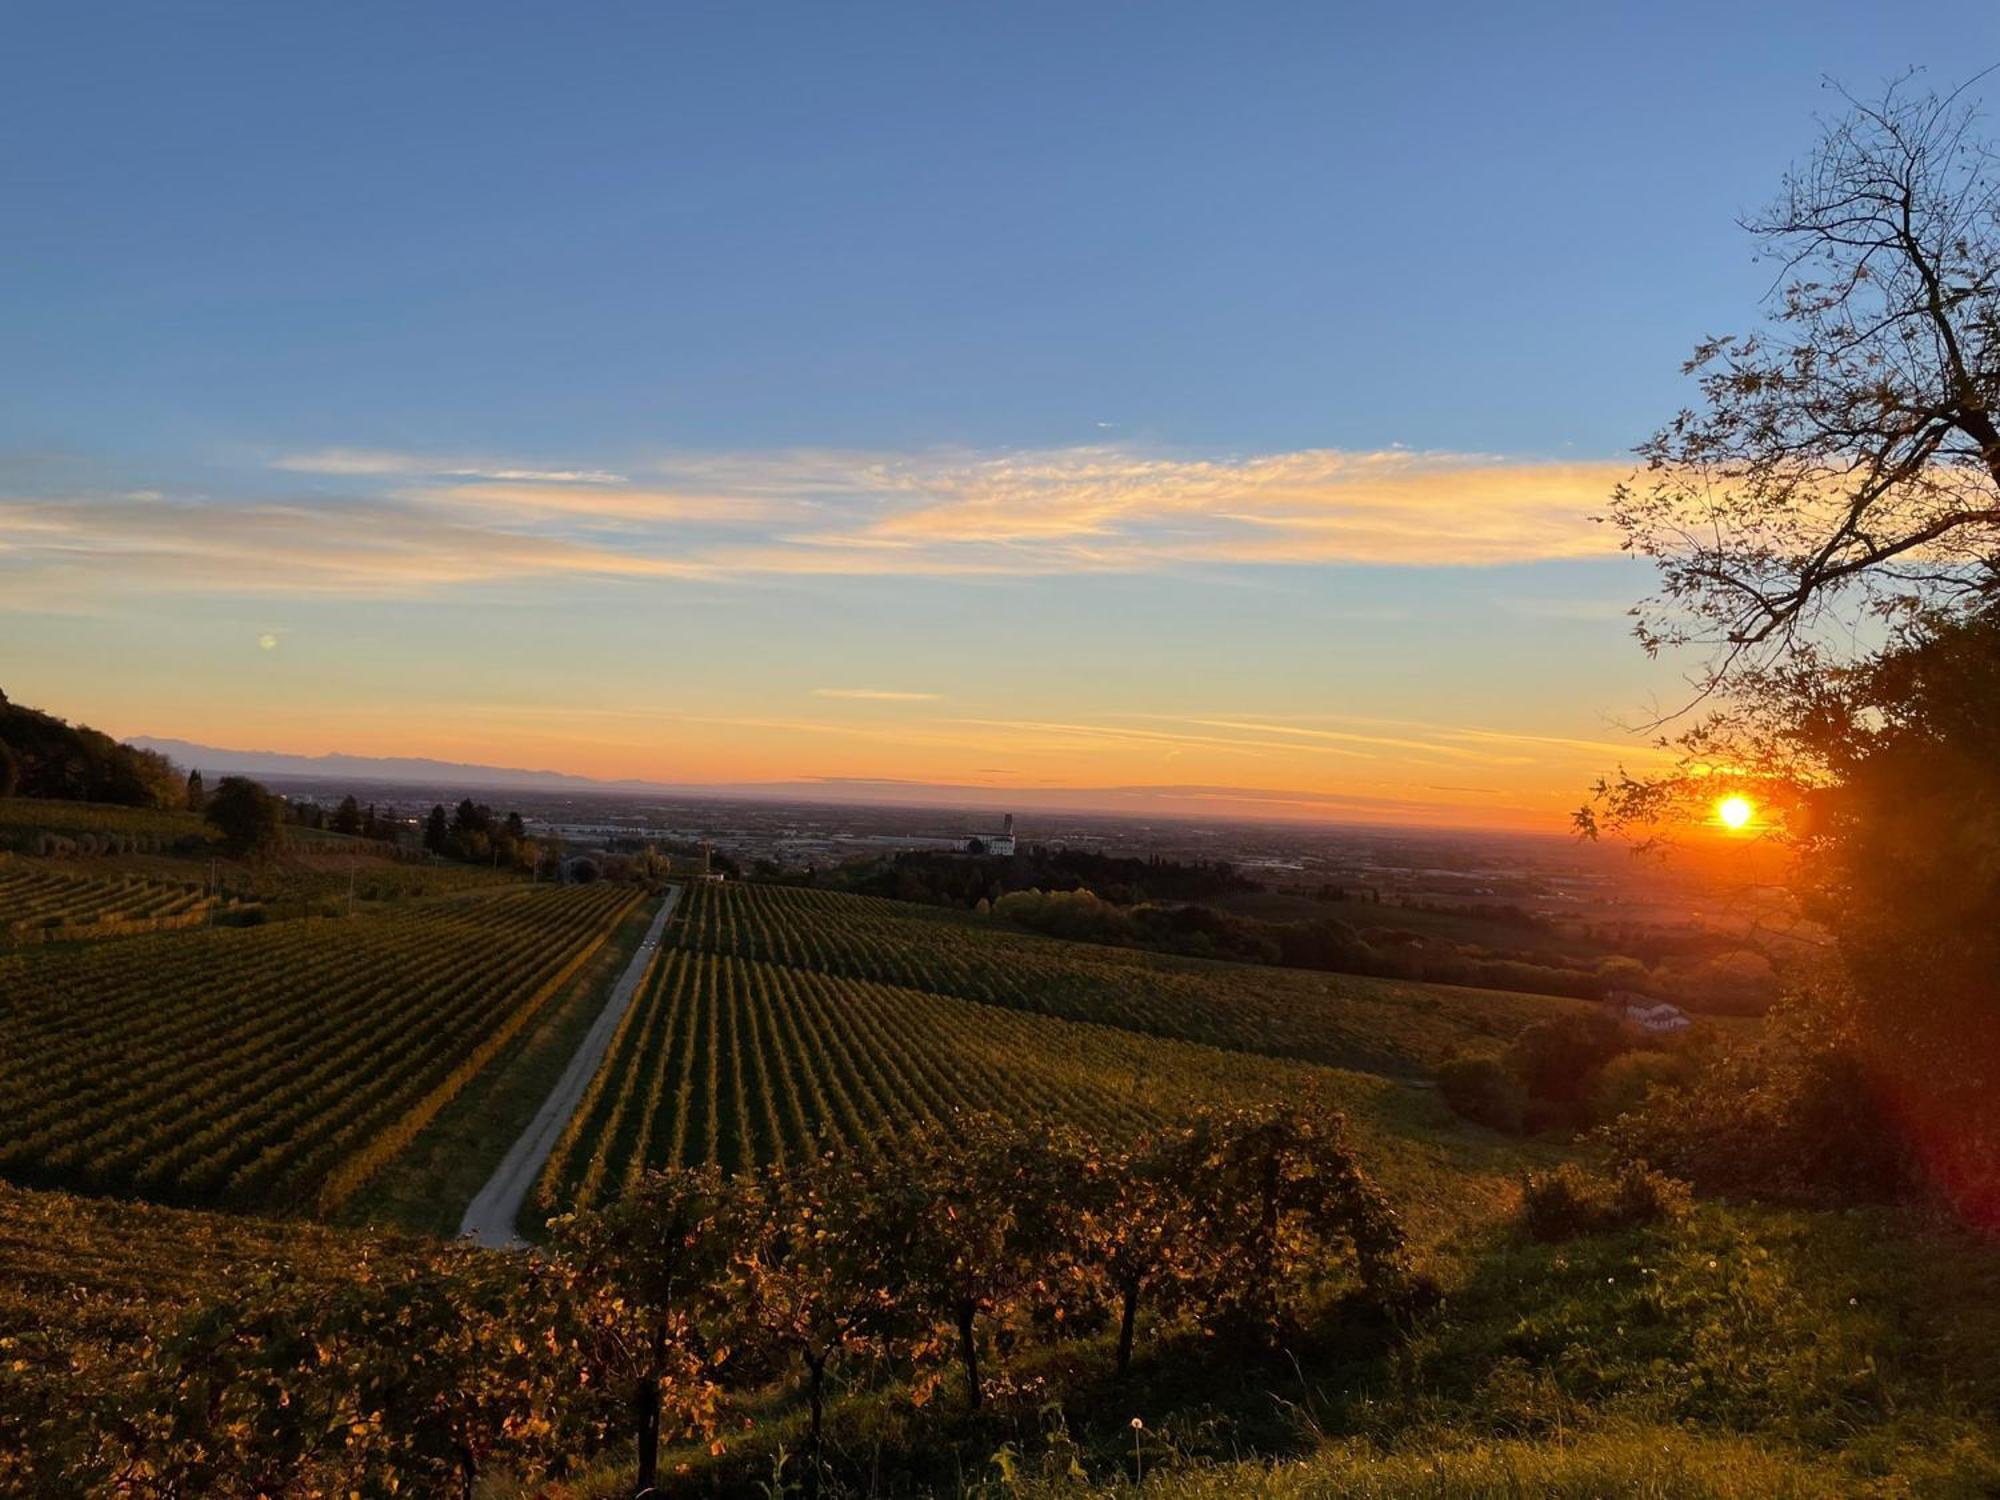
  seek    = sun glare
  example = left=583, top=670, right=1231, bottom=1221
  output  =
left=1717, top=794, right=1754, bottom=830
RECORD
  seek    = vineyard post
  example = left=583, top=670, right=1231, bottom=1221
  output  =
left=804, top=1348, right=828, bottom=1493
left=1116, top=1275, right=1141, bottom=1377
left=954, top=1298, right=981, bottom=1411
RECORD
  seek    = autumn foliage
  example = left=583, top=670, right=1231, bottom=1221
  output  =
left=33, top=1102, right=1406, bottom=1496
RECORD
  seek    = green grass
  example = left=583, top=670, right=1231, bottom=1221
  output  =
left=338, top=892, right=664, bottom=1236
left=985, top=1426, right=1921, bottom=1499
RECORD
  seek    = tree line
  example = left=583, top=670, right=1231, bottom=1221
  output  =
left=987, top=888, right=1609, bottom=1003
left=422, top=797, right=538, bottom=870
left=0, top=690, right=183, bottom=809
left=797, top=846, right=1260, bottom=909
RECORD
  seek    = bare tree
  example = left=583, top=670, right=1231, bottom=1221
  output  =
left=1611, top=71, right=2000, bottom=692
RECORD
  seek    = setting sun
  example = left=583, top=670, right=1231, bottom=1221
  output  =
left=1717, top=794, right=1754, bottom=830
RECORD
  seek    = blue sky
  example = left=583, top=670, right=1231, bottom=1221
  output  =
left=4, top=3, right=1996, bottom=827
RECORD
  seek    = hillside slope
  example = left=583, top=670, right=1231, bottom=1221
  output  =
left=677, top=881, right=1590, bottom=1076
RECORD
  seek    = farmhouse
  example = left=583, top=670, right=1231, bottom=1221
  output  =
left=1606, top=990, right=1692, bottom=1033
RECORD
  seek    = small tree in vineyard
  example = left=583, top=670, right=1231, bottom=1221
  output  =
left=1077, top=1125, right=1209, bottom=1378
left=850, top=1116, right=1051, bottom=1412
left=202, top=775, right=284, bottom=858
left=551, top=1168, right=733, bottom=1495
left=1181, top=1101, right=1409, bottom=1344
left=727, top=1157, right=894, bottom=1488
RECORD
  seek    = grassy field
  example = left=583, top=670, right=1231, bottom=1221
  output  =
left=530, top=944, right=1539, bottom=1237
left=517, top=880, right=1579, bottom=1235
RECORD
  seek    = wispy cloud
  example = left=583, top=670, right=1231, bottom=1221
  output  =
left=820, top=447, right=1624, bottom=569
left=414, top=482, right=785, bottom=525
left=5, top=442, right=1628, bottom=602
left=1100, top=710, right=1673, bottom=769
left=811, top=688, right=943, bottom=701
left=273, top=448, right=628, bottom=484
left=0, top=494, right=708, bottom=603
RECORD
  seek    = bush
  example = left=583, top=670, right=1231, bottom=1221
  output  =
left=1601, top=1034, right=1910, bottom=1208
left=1588, top=1049, right=1690, bottom=1125
left=1507, top=1012, right=1632, bottom=1107
left=1520, top=1161, right=1689, bottom=1242
left=993, top=888, right=1137, bottom=946
left=1435, top=1055, right=1527, bottom=1133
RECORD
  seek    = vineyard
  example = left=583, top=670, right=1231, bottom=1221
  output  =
left=0, top=795, right=206, bottom=854
left=532, top=882, right=1548, bottom=1231
left=0, top=858, right=213, bottom=944
left=0, top=1180, right=441, bottom=1492
left=538, top=948, right=1332, bottom=1208
left=206, top=852, right=528, bottom=908
left=0, top=1178, right=402, bottom=1372
left=0, top=883, right=640, bottom=1214
left=671, top=882, right=1587, bottom=1075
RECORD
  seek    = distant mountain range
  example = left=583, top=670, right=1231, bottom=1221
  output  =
left=127, top=736, right=1545, bottom=831
left=131, top=737, right=673, bottom=793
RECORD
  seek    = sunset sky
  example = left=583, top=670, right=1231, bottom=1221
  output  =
left=7, top=3, right=1996, bottom=829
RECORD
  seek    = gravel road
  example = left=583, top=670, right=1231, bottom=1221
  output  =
left=457, top=884, right=681, bottom=1248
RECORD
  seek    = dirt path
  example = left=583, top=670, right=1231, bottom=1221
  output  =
left=458, top=884, right=681, bottom=1248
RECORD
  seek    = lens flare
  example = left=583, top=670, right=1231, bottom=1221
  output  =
left=1717, top=795, right=1753, bottom=830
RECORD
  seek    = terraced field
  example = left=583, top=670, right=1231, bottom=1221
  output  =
left=674, top=882, right=1587, bottom=1074
left=0, top=858, right=213, bottom=944
left=0, top=884, right=639, bottom=1214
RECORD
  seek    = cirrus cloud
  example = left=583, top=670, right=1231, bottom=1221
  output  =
left=0, top=443, right=1629, bottom=604
left=811, top=688, right=943, bottom=701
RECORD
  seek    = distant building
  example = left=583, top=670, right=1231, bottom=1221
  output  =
left=965, top=813, right=1016, bottom=858
left=1606, top=990, right=1692, bottom=1033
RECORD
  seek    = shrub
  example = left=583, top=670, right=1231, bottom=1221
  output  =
left=1435, top=1055, right=1527, bottom=1133
left=993, top=888, right=1137, bottom=947
left=1520, top=1161, right=1689, bottom=1242
left=1507, top=1012, right=1631, bottom=1107
left=1588, top=1049, right=1690, bottom=1125
left=1600, top=1028, right=1911, bottom=1208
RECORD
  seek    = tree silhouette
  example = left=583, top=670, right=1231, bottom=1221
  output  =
left=203, top=776, right=284, bottom=857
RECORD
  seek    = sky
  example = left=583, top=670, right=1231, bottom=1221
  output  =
left=5, top=2, right=1998, bottom=830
